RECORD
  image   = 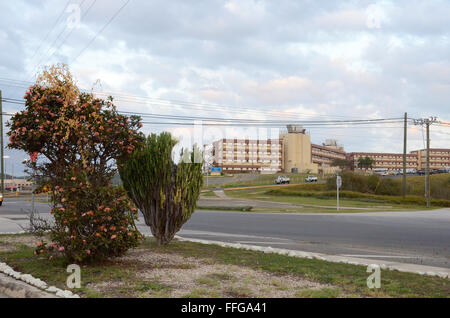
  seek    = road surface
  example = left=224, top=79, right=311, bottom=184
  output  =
left=0, top=197, right=449, bottom=268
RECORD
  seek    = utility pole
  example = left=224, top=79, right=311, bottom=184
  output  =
left=402, top=112, right=407, bottom=198
left=0, top=90, right=4, bottom=196
left=203, top=144, right=209, bottom=188
left=413, top=117, right=437, bottom=208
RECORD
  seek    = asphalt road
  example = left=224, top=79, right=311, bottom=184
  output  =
left=1, top=197, right=449, bottom=268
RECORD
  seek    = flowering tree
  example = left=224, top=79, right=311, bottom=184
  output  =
left=7, top=64, right=145, bottom=261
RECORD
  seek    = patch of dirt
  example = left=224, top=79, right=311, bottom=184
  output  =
left=0, top=235, right=42, bottom=252
left=89, top=248, right=332, bottom=298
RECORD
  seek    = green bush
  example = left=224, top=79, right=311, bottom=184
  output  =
left=375, top=178, right=401, bottom=196
left=326, top=171, right=373, bottom=193
left=367, top=174, right=380, bottom=192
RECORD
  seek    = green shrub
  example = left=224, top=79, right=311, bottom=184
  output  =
left=367, top=174, right=380, bottom=192
left=375, top=178, right=402, bottom=196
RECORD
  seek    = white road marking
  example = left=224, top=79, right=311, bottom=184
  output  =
left=341, top=254, right=417, bottom=259
left=237, top=241, right=291, bottom=245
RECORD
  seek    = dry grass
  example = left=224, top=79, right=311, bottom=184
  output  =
left=87, top=247, right=330, bottom=298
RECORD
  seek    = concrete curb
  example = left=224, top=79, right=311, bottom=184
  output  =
left=0, top=273, right=58, bottom=298
left=173, top=236, right=450, bottom=279
left=0, top=262, right=80, bottom=298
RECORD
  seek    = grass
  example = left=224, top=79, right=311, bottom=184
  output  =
left=200, top=191, right=217, bottom=197
left=296, top=287, right=342, bottom=298
left=1, top=235, right=448, bottom=298
left=197, top=205, right=253, bottom=212
left=224, top=188, right=430, bottom=212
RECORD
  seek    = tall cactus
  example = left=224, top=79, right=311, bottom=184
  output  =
left=119, top=132, right=203, bottom=245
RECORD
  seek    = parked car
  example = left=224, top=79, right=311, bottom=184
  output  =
left=417, top=169, right=426, bottom=175
left=0, top=192, right=2, bottom=206
left=305, top=175, right=318, bottom=182
left=276, top=176, right=290, bottom=184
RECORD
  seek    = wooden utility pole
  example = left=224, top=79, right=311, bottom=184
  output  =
left=425, top=122, right=430, bottom=207
left=402, top=112, right=407, bottom=198
left=414, top=117, right=437, bottom=208
left=0, top=90, right=4, bottom=195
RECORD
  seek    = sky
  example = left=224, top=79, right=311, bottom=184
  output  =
left=0, top=0, right=449, bottom=175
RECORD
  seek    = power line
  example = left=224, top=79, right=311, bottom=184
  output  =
left=28, top=0, right=89, bottom=80
left=70, top=0, right=130, bottom=64
left=1, top=97, right=405, bottom=125
left=27, top=0, right=72, bottom=65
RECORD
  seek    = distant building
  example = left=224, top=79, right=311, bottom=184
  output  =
left=212, top=138, right=283, bottom=174
left=347, top=152, right=419, bottom=171
left=211, top=125, right=450, bottom=174
left=410, top=148, right=450, bottom=170
left=4, top=179, right=32, bottom=191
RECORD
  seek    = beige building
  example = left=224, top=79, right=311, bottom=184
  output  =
left=348, top=149, right=450, bottom=172
left=4, top=179, right=32, bottom=191
left=411, top=148, right=450, bottom=170
left=280, top=125, right=318, bottom=173
left=312, top=141, right=347, bottom=174
left=212, top=138, right=283, bottom=173
left=211, top=126, right=450, bottom=174
left=212, top=125, right=340, bottom=174
left=348, top=152, right=419, bottom=171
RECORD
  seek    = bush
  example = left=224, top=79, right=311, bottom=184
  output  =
left=35, top=173, right=142, bottom=262
left=375, top=178, right=401, bottom=196
left=326, top=171, right=372, bottom=193
left=367, top=174, right=380, bottom=192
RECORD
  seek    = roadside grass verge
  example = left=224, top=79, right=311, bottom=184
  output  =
left=265, top=189, right=450, bottom=208
left=200, top=191, right=217, bottom=197
left=225, top=189, right=431, bottom=211
left=197, top=206, right=253, bottom=212
left=0, top=234, right=448, bottom=298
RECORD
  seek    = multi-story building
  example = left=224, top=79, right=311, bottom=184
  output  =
left=212, top=125, right=338, bottom=174
left=347, top=152, right=419, bottom=171
left=312, top=140, right=347, bottom=174
left=211, top=125, right=450, bottom=174
left=411, top=149, right=450, bottom=170
left=212, top=138, right=283, bottom=173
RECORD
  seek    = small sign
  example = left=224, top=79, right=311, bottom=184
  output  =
left=336, top=176, right=342, bottom=188
left=210, top=167, right=222, bottom=176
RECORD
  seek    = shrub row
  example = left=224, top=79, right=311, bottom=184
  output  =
left=325, top=171, right=450, bottom=200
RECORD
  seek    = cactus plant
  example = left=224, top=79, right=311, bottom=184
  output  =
left=119, top=132, right=203, bottom=245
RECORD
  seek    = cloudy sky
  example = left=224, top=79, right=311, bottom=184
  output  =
left=1, top=0, right=449, bottom=175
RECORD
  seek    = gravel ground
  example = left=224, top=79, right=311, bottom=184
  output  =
left=89, top=248, right=332, bottom=298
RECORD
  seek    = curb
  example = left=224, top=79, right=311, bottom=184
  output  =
left=173, top=236, right=450, bottom=279
left=0, top=262, right=80, bottom=298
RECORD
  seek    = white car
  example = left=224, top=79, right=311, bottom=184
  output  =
left=276, top=176, right=290, bottom=184
left=305, top=175, right=318, bottom=182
